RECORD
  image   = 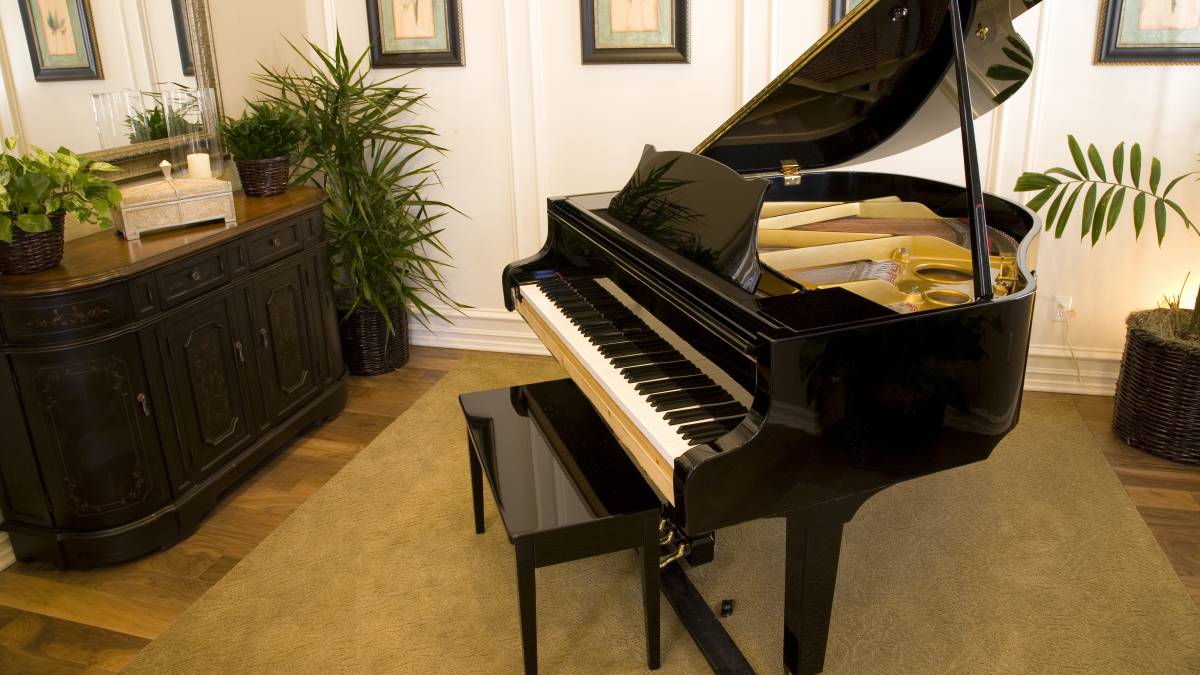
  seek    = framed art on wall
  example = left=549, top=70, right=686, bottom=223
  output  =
left=581, top=0, right=689, bottom=64
left=171, top=0, right=195, bottom=76
left=366, top=0, right=465, bottom=67
left=16, top=0, right=103, bottom=81
left=1097, top=0, right=1200, bottom=64
left=830, top=0, right=867, bottom=28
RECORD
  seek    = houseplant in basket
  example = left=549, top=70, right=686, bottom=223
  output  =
left=1015, top=137, right=1199, bottom=463
left=256, top=35, right=459, bottom=375
left=222, top=102, right=303, bottom=197
left=0, top=137, right=122, bottom=274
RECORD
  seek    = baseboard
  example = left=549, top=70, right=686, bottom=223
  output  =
left=409, top=306, right=548, bottom=356
left=0, top=534, right=14, bottom=570
left=1024, top=343, right=1123, bottom=396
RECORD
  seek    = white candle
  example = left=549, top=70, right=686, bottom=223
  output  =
left=187, top=153, right=212, bottom=179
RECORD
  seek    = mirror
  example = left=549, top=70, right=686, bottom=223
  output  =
left=0, top=0, right=222, bottom=182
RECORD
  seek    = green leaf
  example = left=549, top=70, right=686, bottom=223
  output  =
left=1130, top=143, right=1142, bottom=188
left=1165, top=199, right=1196, bottom=234
left=1133, top=192, right=1147, bottom=238
left=993, top=81, right=1024, bottom=105
left=0, top=216, right=11, bottom=243
left=1068, top=135, right=1089, bottom=180
left=986, top=64, right=1029, bottom=81
left=1001, top=47, right=1033, bottom=69
left=1044, top=186, right=1067, bottom=232
left=1154, top=198, right=1167, bottom=244
left=1150, top=157, right=1162, bottom=194
left=1014, top=172, right=1060, bottom=191
left=1106, top=188, right=1126, bottom=233
left=1162, top=172, right=1194, bottom=197
left=1112, top=142, right=1125, bottom=183
left=1027, top=186, right=1057, bottom=212
left=15, top=213, right=51, bottom=233
left=1046, top=167, right=1083, bottom=180
left=1092, top=186, right=1116, bottom=246
left=1080, top=184, right=1098, bottom=239
left=1055, top=185, right=1083, bottom=238
left=1087, top=144, right=1106, bottom=181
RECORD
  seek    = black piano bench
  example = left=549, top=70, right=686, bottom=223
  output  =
left=459, top=379, right=663, bottom=674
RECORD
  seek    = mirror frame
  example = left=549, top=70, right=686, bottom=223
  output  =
left=85, top=0, right=224, bottom=183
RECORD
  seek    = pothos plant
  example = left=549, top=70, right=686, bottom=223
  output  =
left=0, top=137, right=122, bottom=243
left=1014, top=135, right=1199, bottom=337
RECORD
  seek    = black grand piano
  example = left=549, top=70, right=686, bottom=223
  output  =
left=503, top=0, right=1042, bottom=672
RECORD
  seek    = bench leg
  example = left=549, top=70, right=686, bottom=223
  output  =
left=468, top=441, right=485, bottom=534
left=641, top=519, right=661, bottom=670
left=516, top=542, right=537, bottom=674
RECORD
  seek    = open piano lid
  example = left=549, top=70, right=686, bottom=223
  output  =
left=695, top=0, right=1042, bottom=175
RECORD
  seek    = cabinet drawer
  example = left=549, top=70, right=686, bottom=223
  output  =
left=0, top=286, right=132, bottom=345
left=155, top=248, right=230, bottom=308
left=246, top=218, right=304, bottom=270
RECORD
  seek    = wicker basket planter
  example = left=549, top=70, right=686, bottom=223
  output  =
left=0, top=212, right=65, bottom=275
left=339, top=305, right=409, bottom=376
left=1113, top=309, right=1200, bottom=464
left=235, top=156, right=290, bottom=197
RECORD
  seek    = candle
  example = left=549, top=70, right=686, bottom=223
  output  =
left=187, top=153, right=212, bottom=179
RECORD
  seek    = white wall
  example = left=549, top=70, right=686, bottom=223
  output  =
left=223, top=0, right=1200, bottom=393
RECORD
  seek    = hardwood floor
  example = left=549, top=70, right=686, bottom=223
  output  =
left=0, top=348, right=1194, bottom=672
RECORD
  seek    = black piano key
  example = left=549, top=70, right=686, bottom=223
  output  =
left=649, top=387, right=733, bottom=412
left=590, top=329, right=654, bottom=345
left=635, top=374, right=715, bottom=395
left=664, top=402, right=745, bottom=426
left=623, top=362, right=701, bottom=383
left=599, top=338, right=669, bottom=356
left=609, top=350, right=685, bottom=369
left=680, top=418, right=740, bottom=442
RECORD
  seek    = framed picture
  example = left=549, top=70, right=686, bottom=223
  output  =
left=1097, top=0, right=1200, bottom=64
left=16, top=0, right=103, bottom=81
left=366, top=0, right=465, bottom=67
left=830, top=0, right=867, bottom=28
left=171, top=0, right=195, bottom=76
left=581, top=0, right=689, bottom=64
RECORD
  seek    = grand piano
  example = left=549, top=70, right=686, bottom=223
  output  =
left=503, top=0, right=1042, bottom=672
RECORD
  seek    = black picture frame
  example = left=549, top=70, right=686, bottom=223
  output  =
left=17, top=0, right=103, bottom=82
left=171, top=0, right=195, bottom=76
left=581, top=0, right=689, bottom=64
left=1097, top=0, right=1200, bottom=64
left=366, top=0, right=465, bottom=68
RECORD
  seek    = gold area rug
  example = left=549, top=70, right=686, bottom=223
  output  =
left=125, top=352, right=1200, bottom=674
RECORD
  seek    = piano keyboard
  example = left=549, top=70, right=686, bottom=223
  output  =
left=519, top=275, right=751, bottom=473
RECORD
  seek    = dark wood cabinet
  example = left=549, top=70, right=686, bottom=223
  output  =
left=0, top=188, right=346, bottom=567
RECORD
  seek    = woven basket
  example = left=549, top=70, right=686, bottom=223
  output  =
left=339, top=305, right=409, bottom=376
left=235, top=156, right=290, bottom=197
left=1113, top=309, right=1200, bottom=464
left=0, top=212, right=65, bottom=275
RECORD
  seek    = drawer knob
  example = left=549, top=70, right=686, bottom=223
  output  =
left=190, top=270, right=202, bottom=281
left=271, top=237, right=282, bottom=247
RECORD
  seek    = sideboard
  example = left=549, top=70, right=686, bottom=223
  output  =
left=0, top=186, right=346, bottom=568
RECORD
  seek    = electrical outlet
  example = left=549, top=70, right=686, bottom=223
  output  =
left=1053, top=295, right=1073, bottom=322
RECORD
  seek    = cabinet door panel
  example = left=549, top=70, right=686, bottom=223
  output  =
left=252, top=261, right=319, bottom=421
left=12, top=336, right=169, bottom=530
left=164, top=295, right=255, bottom=482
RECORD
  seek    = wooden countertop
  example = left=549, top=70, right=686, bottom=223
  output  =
left=0, top=186, right=326, bottom=298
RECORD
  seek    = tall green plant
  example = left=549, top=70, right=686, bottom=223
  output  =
left=254, top=35, right=458, bottom=332
left=1014, top=137, right=1199, bottom=336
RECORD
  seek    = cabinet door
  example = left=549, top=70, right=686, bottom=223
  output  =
left=164, top=294, right=256, bottom=483
left=11, top=336, right=170, bottom=531
left=251, top=260, right=319, bottom=422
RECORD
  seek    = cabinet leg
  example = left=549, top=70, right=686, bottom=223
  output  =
left=783, top=517, right=844, bottom=675
left=516, top=542, right=537, bottom=674
left=469, top=441, right=485, bottom=534
left=641, top=519, right=661, bottom=670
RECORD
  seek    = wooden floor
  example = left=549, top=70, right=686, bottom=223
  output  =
left=0, top=347, right=1194, bottom=672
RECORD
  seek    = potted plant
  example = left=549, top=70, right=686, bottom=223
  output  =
left=255, top=35, right=459, bottom=375
left=0, top=137, right=122, bottom=274
left=1016, top=137, right=1199, bottom=463
left=222, top=102, right=303, bottom=197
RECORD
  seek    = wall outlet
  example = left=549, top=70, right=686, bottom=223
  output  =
left=1053, top=295, right=1073, bottom=322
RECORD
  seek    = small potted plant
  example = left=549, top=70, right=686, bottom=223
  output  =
left=222, top=102, right=302, bottom=197
left=0, top=137, right=122, bottom=274
left=1016, top=137, right=1199, bottom=463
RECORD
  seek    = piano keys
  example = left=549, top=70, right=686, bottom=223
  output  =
left=503, top=1, right=1046, bottom=672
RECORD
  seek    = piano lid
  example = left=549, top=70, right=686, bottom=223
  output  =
left=695, top=0, right=1042, bottom=176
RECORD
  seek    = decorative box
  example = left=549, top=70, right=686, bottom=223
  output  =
left=114, top=177, right=236, bottom=240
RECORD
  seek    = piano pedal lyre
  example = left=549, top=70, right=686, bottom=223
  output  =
left=658, top=518, right=689, bottom=569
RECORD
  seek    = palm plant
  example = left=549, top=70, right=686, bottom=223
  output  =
left=254, top=34, right=458, bottom=333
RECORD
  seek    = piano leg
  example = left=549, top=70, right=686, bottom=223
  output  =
left=641, top=519, right=661, bottom=670
left=782, top=517, right=845, bottom=675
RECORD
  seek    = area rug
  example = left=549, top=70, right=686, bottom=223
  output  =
left=125, top=352, right=1200, bottom=674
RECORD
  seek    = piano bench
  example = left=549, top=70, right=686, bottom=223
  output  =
left=459, top=379, right=664, bottom=674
